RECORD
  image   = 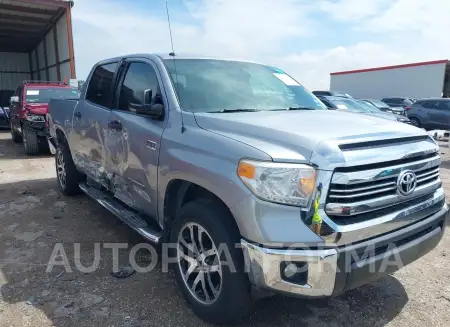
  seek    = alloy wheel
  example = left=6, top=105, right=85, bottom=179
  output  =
left=56, top=150, right=66, bottom=188
left=177, top=222, right=222, bottom=305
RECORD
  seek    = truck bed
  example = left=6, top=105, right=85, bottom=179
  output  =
left=48, top=98, right=79, bottom=139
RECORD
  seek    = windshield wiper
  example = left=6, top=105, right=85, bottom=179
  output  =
left=208, top=108, right=261, bottom=113
left=287, top=106, right=317, bottom=110
left=269, top=106, right=318, bottom=111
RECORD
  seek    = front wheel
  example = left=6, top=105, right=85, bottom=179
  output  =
left=22, top=125, right=39, bottom=155
left=55, top=141, right=83, bottom=196
left=170, top=199, right=252, bottom=324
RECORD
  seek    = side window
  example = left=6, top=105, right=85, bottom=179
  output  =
left=422, top=101, right=438, bottom=109
left=86, top=62, right=118, bottom=107
left=118, top=62, right=162, bottom=113
left=438, top=101, right=450, bottom=110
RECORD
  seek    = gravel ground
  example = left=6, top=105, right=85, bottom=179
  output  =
left=0, top=130, right=449, bottom=327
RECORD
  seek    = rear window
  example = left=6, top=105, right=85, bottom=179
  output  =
left=86, top=62, right=118, bottom=107
left=25, top=87, right=80, bottom=103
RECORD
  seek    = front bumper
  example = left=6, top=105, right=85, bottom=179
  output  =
left=242, top=204, right=447, bottom=297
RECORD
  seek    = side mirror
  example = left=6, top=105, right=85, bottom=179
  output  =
left=136, top=103, right=164, bottom=120
left=10, top=96, right=19, bottom=103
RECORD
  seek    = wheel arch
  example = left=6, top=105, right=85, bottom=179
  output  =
left=163, top=179, right=241, bottom=237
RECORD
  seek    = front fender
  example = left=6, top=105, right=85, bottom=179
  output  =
left=157, top=112, right=270, bottom=229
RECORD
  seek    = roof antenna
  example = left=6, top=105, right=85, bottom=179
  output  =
left=165, top=0, right=185, bottom=133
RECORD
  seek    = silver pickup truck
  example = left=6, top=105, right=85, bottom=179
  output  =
left=47, top=54, right=448, bottom=324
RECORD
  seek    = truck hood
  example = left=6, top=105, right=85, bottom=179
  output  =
left=25, top=103, right=48, bottom=115
left=194, top=110, right=431, bottom=169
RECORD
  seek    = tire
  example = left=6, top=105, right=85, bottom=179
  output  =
left=409, top=117, right=420, bottom=128
left=10, top=123, right=22, bottom=143
left=22, top=125, right=39, bottom=155
left=55, top=141, right=83, bottom=196
left=170, top=199, right=252, bottom=325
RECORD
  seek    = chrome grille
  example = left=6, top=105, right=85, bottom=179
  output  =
left=326, top=153, right=441, bottom=217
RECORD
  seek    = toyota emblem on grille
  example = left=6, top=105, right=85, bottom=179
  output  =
left=397, top=170, right=417, bottom=196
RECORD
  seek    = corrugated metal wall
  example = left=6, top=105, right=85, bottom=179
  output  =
left=30, top=10, right=72, bottom=82
left=0, top=52, right=31, bottom=90
left=330, top=63, right=448, bottom=99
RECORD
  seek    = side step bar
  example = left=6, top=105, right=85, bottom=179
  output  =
left=79, top=182, right=162, bottom=244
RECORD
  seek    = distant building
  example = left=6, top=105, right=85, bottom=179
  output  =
left=330, top=60, right=450, bottom=99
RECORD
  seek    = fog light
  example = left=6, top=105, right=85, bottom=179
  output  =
left=284, top=263, right=298, bottom=278
left=280, top=261, right=308, bottom=285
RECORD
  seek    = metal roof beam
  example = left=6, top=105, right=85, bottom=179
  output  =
left=0, top=3, right=58, bottom=15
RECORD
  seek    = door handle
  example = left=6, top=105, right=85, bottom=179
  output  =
left=74, top=111, right=82, bottom=119
left=108, top=120, right=123, bottom=131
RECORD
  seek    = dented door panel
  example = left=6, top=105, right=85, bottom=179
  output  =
left=70, top=101, right=111, bottom=186
left=105, top=110, right=165, bottom=218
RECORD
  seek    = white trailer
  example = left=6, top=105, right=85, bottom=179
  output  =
left=330, top=60, right=450, bottom=99
left=0, top=0, right=76, bottom=108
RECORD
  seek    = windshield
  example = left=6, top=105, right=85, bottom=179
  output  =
left=357, top=100, right=381, bottom=113
left=368, top=100, right=389, bottom=108
left=163, top=59, right=326, bottom=112
left=329, top=98, right=369, bottom=112
left=25, top=88, right=80, bottom=103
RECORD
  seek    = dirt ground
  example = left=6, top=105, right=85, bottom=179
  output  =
left=0, top=130, right=449, bottom=327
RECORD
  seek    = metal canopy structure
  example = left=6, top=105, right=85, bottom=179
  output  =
left=0, top=0, right=71, bottom=53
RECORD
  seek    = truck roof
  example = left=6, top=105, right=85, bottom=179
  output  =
left=95, top=53, right=264, bottom=66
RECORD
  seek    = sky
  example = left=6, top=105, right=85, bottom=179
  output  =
left=71, top=0, right=450, bottom=90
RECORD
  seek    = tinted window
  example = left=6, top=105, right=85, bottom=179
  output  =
left=118, top=62, right=161, bottom=112
left=422, top=101, right=439, bottom=109
left=163, top=59, right=326, bottom=113
left=319, top=99, right=333, bottom=108
left=438, top=100, right=450, bottom=110
left=86, top=62, right=117, bottom=107
left=313, top=91, right=330, bottom=96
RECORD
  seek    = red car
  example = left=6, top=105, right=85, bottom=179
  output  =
left=9, top=81, right=80, bottom=155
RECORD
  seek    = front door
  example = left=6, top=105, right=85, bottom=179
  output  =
left=69, top=62, right=118, bottom=185
left=105, top=60, right=167, bottom=218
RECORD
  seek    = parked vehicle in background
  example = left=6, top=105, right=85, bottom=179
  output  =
left=48, top=54, right=447, bottom=324
left=9, top=81, right=80, bottom=155
left=382, top=97, right=414, bottom=109
left=312, top=90, right=353, bottom=98
left=317, top=96, right=410, bottom=123
left=0, top=106, right=9, bottom=128
left=407, top=98, right=450, bottom=129
left=360, top=99, right=406, bottom=116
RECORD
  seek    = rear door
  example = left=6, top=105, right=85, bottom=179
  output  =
left=436, top=100, right=450, bottom=129
left=105, top=59, right=167, bottom=217
left=69, top=62, right=118, bottom=185
left=419, top=100, right=443, bottom=129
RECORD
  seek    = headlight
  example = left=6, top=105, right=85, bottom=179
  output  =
left=237, top=159, right=316, bottom=207
left=25, top=112, right=45, bottom=122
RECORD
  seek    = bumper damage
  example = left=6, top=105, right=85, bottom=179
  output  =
left=242, top=204, right=448, bottom=297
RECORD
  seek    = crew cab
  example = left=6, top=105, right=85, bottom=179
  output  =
left=9, top=80, right=79, bottom=155
left=47, top=54, right=448, bottom=324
